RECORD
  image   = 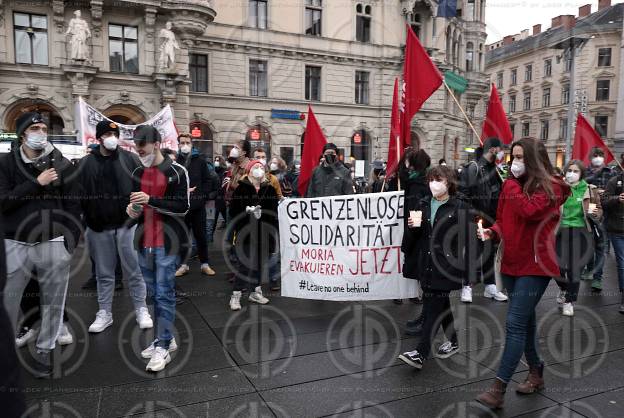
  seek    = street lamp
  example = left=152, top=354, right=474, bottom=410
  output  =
left=552, top=35, right=591, bottom=163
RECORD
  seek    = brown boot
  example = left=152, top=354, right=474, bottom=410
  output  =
left=516, top=362, right=544, bottom=394
left=476, top=378, right=507, bottom=410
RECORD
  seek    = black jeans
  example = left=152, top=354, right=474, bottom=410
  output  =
left=416, top=289, right=457, bottom=358
left=182, top=206, right=209, bottom=265
left=556, top=226, right=593, bottom=303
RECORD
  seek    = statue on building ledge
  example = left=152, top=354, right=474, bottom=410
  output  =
left=158, top=22, right=180, bottom=73
left=66, top=10, right=91, bottom=63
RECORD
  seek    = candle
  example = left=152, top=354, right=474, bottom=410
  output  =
left=478, top=219, right=485, bottom=241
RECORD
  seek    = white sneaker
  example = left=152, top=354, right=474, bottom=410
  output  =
left=249, top=286, right=269, bottom=304
left=484, top=284, right=508, bottom=302
left=88, top=310, right=113, bottom=333
left=57, top=323, right=73, bottom=346
left=141, top=338, right=178, bottom=359
left=146, top=347, right=171, bottom=372
left=562, top=303, right=574, bottom=317
left=15, top=327, right=37, bottom=348
left=461, top=286, right=473, bottom=303
left=556, top=290, right=566, bottom=305
left=230, top=291, right=242, bottom=311
left=135, top=307, right=153, bottom=329
left=175, top=264, right=190, bottom=277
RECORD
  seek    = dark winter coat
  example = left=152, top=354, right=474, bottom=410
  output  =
left=401, top=171, right=432, bottom=255
left=402, top=196, right=475, bottom=291
left=306, top=163, right=353, bottom=197
left=0, top=145, right=82, bottom=252
left=458, top=156, right=502, bottom=222
left=176, top=149, right=210, bottom=210
left=78, top=146, right=141, bottom=232
left=603, top=173, right=624, bottom=234
left=229, top=177, right=279, bottom=256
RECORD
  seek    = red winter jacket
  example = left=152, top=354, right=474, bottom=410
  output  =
left=490, top=178, right=570, bottom=278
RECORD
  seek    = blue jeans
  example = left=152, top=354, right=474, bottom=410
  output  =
left=586, top=222, right=608, bottom=280
left=497, top=275, right=550, bottom=383
left=138, top=247, right=178, bottom=349
left=610, top=234, right=624, bottom=291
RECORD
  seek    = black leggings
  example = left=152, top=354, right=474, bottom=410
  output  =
left=416, top=289, right=457, bottom=358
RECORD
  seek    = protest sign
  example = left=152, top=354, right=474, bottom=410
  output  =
left=279, top=191, right=420, bottom=300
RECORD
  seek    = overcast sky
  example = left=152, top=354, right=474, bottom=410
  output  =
left=485, top=0, right=624, bottom=43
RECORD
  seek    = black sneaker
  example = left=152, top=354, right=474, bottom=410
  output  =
left=398, top=350, right=424, bottom=369
left=436, top=341, right=459, bottom=359
left=31, top=350, right=52, bottom=379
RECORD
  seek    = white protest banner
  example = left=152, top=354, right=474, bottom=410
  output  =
left=76, top=97, right=179, bottom=152
left=279, top=191, right=420, bottom=301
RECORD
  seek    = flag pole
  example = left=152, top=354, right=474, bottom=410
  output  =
left=443, top=80, right=505, bottom=181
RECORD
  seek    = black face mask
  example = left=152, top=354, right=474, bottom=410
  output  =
left=324, top=154, right=337, bottom=165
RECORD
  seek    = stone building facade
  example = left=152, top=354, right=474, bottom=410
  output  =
left=0, top=0, right=489, bottom=169
left=485, top=1, right=623, bottom=166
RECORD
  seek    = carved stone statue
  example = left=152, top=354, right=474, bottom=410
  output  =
left=66, top=10, right=91, bottom=61
left=158, top=22, right=180, bottom=72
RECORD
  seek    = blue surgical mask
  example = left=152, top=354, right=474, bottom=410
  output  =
left=25, top=132, right=48, bottom=150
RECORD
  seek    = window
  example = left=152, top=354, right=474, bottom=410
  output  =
left=305, top=66, right=321, bottom=101
left=190, top=54, right=208, bottom=92
left=109, top=24, right=138, bottom=73
left=540, top=120, right=549, bottom=141
left=525, top=64, right=532, bottom=81
left=562, top=85, right=570, bottom=105
left=523, top=92, right=531, bottom=110
left=280, top=147, right=294, bottom=166
left=598, top=48, right=612, bottom=67
left=510, top=69, right=517, bottom=86
left=249, top=60, right=268, bottom=97
left=355, top=71, right=369, bottom=104
left=249, top=0, right=268, bottom=29
left=509, top=95, right=516, bottom=113
left=565, top=54, right=572, bottom=72
left=510, top=123, right=515, bottom=137
left=305, top=0, right=322, bottom=36
left=466, top=42, right=474, bottom=71
left=542, top=88, right=550, bottom=107
left=13, top=12, right=48, bottom=65
left=595, top=116, right=608, bottom=137
left=560, top=118, right=568, bottom=139
left=596, top=79, right=610, bottom=101
left=544, top=59, right=552, bottom=77
left=522, top=122, right=530, bottom=137
left=496, top=72, right=503, bottom=89
left=356, top=4, right=371, bottom=43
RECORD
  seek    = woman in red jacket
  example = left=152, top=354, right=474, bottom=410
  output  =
left=476, top=138, right=570, bottom=410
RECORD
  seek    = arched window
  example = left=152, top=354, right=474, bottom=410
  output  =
left=4, top=99, right=65, bottom=136
left=466, top=42, right=474, bottom=71
left=103, top=104, right=147, bottom=125
left=189, top=121, right=214, bottom=159
left=246, top=125, right=272, bottom=156
left=356, top=3, right=371, bottom=42
left=412, top=13, right=422, bottom=38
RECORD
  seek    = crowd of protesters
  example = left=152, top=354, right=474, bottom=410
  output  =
left=1, top=110, right=624, bottom=414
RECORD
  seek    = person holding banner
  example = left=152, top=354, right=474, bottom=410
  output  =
left=476, top=138, right=570, bottom=410
left=603, top=170, right=624, bottom=313
left=126, top=125, right=189, bottom=372
left=306, top=143, right=353, bottom=198
left=79, top=120, right=153, bottom=334
left=228, top=160, right=279, bottom=311
left=398, top=165, right=472, bottom=369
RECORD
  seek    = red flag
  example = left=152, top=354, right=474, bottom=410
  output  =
left=482, top=84, right=513, bottom=145
left=400, top=24, right=443, bottom=147
left=299, top=105, right=327, bottom=197
left=386, top=78, right=402, bottom=177
left=572, top=114, right=615, bottom=166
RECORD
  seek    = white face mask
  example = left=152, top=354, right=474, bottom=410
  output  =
left=270, top=162, right=278, bottom=171
left=405, top=161, right=410, bottom=169
left=496, top=151, right=505, bottom=161
left=226, top=162, right=232, bottom=169
left=592, top=156, right=604, bottom=167
left=229, top=147, right=240, bottom=159
left=565, top=171, right=580, bottom=184
left=258, top=158, right=267, bottom=166
left=429, top=180, right=448, bottom=197
left=251, top=167, right=265, bottom=180
left=295, top=164, right=301, bottom=170
left=214, top=161, right=220, bottom=168
left=25, top=132, right=48, bottom=150
left=102, top=135, right=118, bottom=151
left=139, top=152, right=156, bottom=167
left=180, top=144, right=192, bottom=154
left=511, top=160, right=526, bottom=178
